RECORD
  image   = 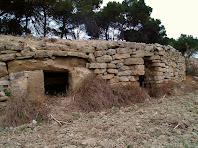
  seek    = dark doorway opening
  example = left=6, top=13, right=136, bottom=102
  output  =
left=44, top=71, right=69, bottom=95
left=139, top=57, right=153, bottom=88
left=138, top=75, right=145, bottom=87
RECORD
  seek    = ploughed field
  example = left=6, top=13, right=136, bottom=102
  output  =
left=0, top=90, right=198, bottom=148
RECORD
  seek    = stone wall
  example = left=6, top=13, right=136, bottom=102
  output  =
left=0, top=35, right=186, bottom=101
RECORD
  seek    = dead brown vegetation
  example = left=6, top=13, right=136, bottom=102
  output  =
left=1, top=98, right=49, bottom=128
left=181, top=75, right=198, bottom=93
left=72, top=77, right=150, bottom=112
left=148, top=75, right=198, bottom=98
left=148, top=82, right=177, bottom=98
left=1, top=75, right=198, bottom=128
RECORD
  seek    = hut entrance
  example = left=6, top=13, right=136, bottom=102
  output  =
left=44, top=71, right=69, bottom=95
left=139, top=57, right=153, bottom=87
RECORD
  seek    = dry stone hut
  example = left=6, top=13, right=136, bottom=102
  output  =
left=0, top=35, right=186, bottom=102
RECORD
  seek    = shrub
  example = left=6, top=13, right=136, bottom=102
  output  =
left=72, top=77, right=117, bottom=112
left=72, top=77, right=150, bottom=112
left=5, top=90, right=11, bottom=96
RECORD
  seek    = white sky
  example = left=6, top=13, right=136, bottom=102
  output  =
left=102, top=0, right=198, bottom=39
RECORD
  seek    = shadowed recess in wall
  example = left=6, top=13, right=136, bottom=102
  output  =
left=44, top=71, right=69, bottom=96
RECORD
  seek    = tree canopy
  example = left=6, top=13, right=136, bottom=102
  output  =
left=1, top=0, right=197, bottom=57
left=168, top=34, right=198, bottom=57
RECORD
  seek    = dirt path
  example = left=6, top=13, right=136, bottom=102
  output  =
left=0, top=91, right=198, bottom=148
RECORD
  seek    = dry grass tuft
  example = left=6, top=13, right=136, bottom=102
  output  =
left=72, top=77, right=150, bottom=112
left=72, top=77, right=116, bottom=112
left=148, top=82, right=177, bottom=98
left=1, top=98, right=49, bottom=128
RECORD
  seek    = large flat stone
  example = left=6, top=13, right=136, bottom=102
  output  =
left=67, top=52, right=88, bottom=59
left=152, top=63, right=166, bottom=67
left=106, top=49, right=116, bottom=55
left=124, top=58, right=144, bottom=65
left=131, top=50, right=144, bottom=57
left=6, top=42, right=24, bottom=51
left=107, top=69, right=118, bottom=74
left=96, top=55, right=112, bottom=63
left=118, top=70, right=132, bottom=76
left=0, top=54, right=16, bottom=61
left=89, top=63, right=107, bottom=69
left=8, top=57, right=87, bottom=73
left=26, top=70, right=45, bottom=102
left=115, top=76, right=129, bottom=82
left=94, top=51, right=106, bottom=57
left=113, top=54, right=130, bottom=59
left=107, top=63, right=116, bottom=68
left=94, top=69, right=106, bottom=74
left=102, top=74, right=114, bottom=80
left=116, top=48, right=130, bottom=54
left=130, top=65, right=145, bottom=75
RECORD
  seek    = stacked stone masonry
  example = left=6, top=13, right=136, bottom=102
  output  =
left=0, top=35, right=186, bottom=100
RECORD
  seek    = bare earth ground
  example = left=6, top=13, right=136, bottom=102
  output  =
left=0, top=91, right=198, bottom=148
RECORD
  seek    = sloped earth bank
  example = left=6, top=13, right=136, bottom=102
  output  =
left=0, top=91, right=198, bottom=148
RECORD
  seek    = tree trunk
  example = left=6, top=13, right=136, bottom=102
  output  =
left=105, top=27, right=108, bottom=40
left=43, top=7, right=47, bottom=37
left=119, top=25, right=124, bottom=41
left=61, top=17, right=65, bottom=39
left=0, top=18, right=2, bottom=34
left=25, top=15, right=28, bottom=35
left=112, top=28, right=115, bottom=41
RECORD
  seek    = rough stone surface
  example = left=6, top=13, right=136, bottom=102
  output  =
left=94, top=69, right=106, bottom=74
left=96, top=55, right=112, bottom=63
left=152, top=63, right=166, bottom=67
left=119, top=66, right=130, bottom=71
left=107, top=63, right=116, bottom=68
left=118, top=70, right=132, bottom=76
left=124, top=58, right=144, bottom=65
left=102, top=74, right=114, bottom=80
left=116, top=48, right=130, bottom=54
left=106, top=49, right=116, bottom=55
left=130, top=65, right=145, bottom=75
left=113, top=53, right=130, bottom=59
left=89, top=63, right=107, bottom=69
left=0, top=62, right=8, bottom=77
left=115, top=76, right=129, bottom=82
left=107, top=69, right=118, bottom=74
left=26, top=70, right=45, bottom=102
left=9, top=68, right=92, bottom=101
left=7, top=57, right=87, bottom=73
left=94, top=51, right=106, bottom=57
left=0, top=54, right=16, bottom=61
left=10, top=71, right=29, bottom=99
left=131, top=50, right=144, bottom=57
